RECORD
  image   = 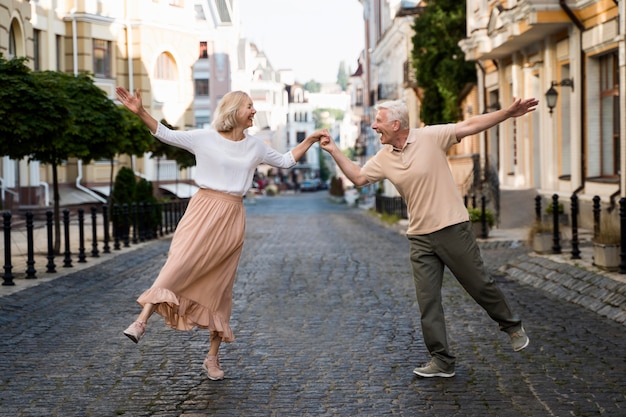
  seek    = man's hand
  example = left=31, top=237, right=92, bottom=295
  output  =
left=320, top=133, right=337, bottom=154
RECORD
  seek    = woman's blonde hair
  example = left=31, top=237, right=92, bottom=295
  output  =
left=211, top=90, right=251, bottom=132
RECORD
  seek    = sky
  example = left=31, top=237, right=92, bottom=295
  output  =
left=238, top=0, right=365, bottom=84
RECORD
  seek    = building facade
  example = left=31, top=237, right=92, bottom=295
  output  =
left=1, top=0, right=329, bottom=212
left=460, top=0, right=624, bottom=225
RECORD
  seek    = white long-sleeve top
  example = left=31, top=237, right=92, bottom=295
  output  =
left=153, top=123, right=296, bottom=197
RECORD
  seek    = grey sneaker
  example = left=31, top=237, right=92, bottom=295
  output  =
left=413, top=360, right=455, bottom=378
left=509, top=326, right=529, bottom=351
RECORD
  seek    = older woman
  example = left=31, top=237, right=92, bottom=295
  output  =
left=116, top=87, right=328, bottom=380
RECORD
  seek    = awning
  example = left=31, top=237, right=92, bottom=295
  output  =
left=58, top=187, right=106, bottom=205
left=89, top=185, right=111, bottom=197
left=159, top=183, right=199, bottom=198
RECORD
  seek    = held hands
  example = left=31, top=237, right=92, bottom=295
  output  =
left=309, top=129, right=331, bottom=143
left=116, top=86, right=144, bottom=114
left=319, top=131, right=336, bottom=154
left=506, top=97, right=540, bottom=118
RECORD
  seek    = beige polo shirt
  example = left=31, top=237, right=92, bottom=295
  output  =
left=362, top=124, right=469, bottom=235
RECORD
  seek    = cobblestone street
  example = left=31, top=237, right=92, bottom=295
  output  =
left=1, top=192, right=625, bottom=416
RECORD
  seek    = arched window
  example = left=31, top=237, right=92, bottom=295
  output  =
left=9, top=19, right=21, bottom=59
left=155, top=52, right=178, bottom=80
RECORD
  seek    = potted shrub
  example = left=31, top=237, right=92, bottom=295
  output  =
left=468, top=207, right=495, bottom=237
left=110, top=166, right=136, bottom=241
left=592, top=215, right=620, bottom=272
left=528, top=221, right=554, bottom=254
left=544, top=201, right=569, bottom=226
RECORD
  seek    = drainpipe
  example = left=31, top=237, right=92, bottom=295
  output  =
left=71, top=6, right=78, bottom=76
left=71, top=5, right=106, bottom=204
left=40, top=181, right=50, bottom=206
left=559, top=1, right=586, bottom=196
left=76, top=160, right=107, bottom=203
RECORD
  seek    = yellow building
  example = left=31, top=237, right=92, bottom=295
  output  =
left=460, top=0, right=625, bottom=226
left=1, top=0, right=200, bottom=210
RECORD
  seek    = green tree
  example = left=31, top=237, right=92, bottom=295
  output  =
left=0, top=55, right=130, bottom=251
left=411, top=0, right=476, bottom=124
left=0, top=55, right=72, bottom=159
left=303, top=80, right=321, bottom=93
left=337, top=61, right=349, bottom=91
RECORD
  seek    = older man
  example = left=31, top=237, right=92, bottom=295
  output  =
left=320, top=97, right=538, bottom=378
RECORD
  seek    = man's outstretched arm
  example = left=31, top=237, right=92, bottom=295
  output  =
left=320, top=136, right=369, bottom=187
left=455, top=97, right=539, bottom=141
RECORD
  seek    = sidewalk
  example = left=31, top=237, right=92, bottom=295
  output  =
left=0, top=212, right=162, bottom=298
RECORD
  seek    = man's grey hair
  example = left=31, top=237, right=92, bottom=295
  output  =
left=376, top=100, right=409, bottom=129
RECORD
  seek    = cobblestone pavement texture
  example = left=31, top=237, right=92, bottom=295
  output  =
left=1, top=192, right=625, bottom=416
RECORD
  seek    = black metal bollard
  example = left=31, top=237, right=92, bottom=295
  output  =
left=122, top=203, right=130, bottom=248
left=570, top=194, right=581, bottom=259
left=91, top=206, right=99, bottom=257
left=2, top=211, right=15, bottom=286
left=592, top=196, right=601, bottom=240
left=102, top=205, right=110, bottom=254
left=63, top=209, right=72, bottom=268
left=464, top=195, right=469, bottom=207
left=46, top=210, right=56, bottom=273
left=146, top=202, right=154, bottom=240
left=158, top=202, right=164, bottom=237
left=77, top=208, right=86, bottom=263
left=102, top=204, right=111, bottom=253
left=552, top=194, right=561, bottom=254
left=535, top=195, right=542, bottom=223
left=480, top=195, right=488, bottom=238
left=472, top=194, right=477, bottom=208
left=619, top=197, right=626, bottom=274
left=113, top=204, right=121, bottom=250
left=25, top=211, right=37, bottom=278
left=131, top=202, right=139, bottom=244
left=169, top=201, right=175, bottom=233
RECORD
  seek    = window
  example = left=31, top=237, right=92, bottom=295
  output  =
left=356, top=87, right=363, bottom=106
left=600, top=52, right=620, bottom=177
left=195, top=79, right=209, bottom=96
left=56, top=35, right=63, bottom=71
left=33, top=30, right=41, bottom=71
left=93, top=39, right=111, bottom=78
left=195, top=4, right=206, bottom=20
left=199, top=42, right=208, bottom=59
left=559, top=64, right=571, bottom=177
left=155, top=52, right=177, bottom=80
left=8, top=21, right=17, bottom=58
left=213, top=0, right=233, bottom=23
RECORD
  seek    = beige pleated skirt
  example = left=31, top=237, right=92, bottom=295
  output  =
left=137, top=188, right=245, bottom=343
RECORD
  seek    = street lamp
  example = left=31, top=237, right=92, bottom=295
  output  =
left=545, top=78, right=574, bottom=114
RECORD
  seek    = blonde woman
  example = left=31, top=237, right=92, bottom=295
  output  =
left=116, top=87, right=328, bottom=380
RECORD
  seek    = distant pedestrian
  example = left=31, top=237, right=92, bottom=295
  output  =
left=320, top=97, right=538, bottom=378
left=116, top=86, right=329, bottom=380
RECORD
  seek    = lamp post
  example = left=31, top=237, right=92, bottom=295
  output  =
left=545, top=78, right=574, bottom=114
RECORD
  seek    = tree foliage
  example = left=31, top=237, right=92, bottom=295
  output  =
left=0, top=55, right=72, bottom=159
left=336, top=61, right=349, bottom=91
left=150, top=119, right=196, bottom=170
left=411, top=0, right=476, bottom=124
left=0, top=55, right=154, bottom=251
left=303, top=80, right=321, bottom=93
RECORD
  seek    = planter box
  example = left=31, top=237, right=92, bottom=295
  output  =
left=593, top=243, right=620, bottom=272
left=471, top=221, right=490, bottom=238
left=532, top=232, right=554, bottom=254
